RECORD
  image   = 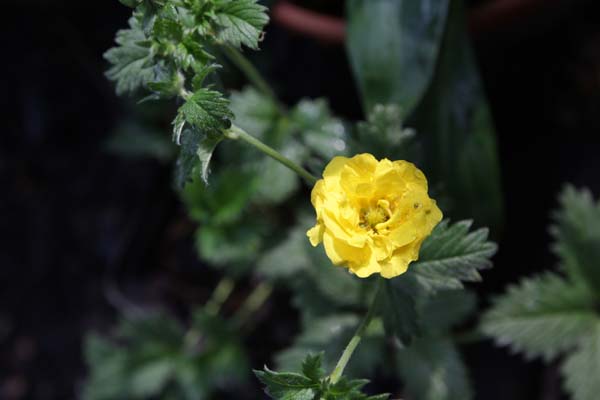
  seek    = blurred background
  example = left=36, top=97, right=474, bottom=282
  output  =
left=2, top=0, right=600, bottom=399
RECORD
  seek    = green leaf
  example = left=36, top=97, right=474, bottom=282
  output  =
left=174, top=126, right=224, bottom=186
left=419, top=289, right=477, bottom=333
left=174, top=88, right=233, bottom=144
left=258, top=225, right=311, bottom=279
left=213, top=0, right=270, bottom=49
left=181, top=168, right=256, bottom=225
left=410, top=220, right=497, bottom=293
left=408, top=0, right=503, bottom=230
left=379, top=279, right=420, bottom=345
left=276, top=314, right=385, bottom=379
left=561, top=323, right=600, bottom=400
left=104, top=16, right=155, bottom=96
left=254, top=367, right=318, bottom=400
left=346, top=0, right=450, bottom=114
left=256, top=354, right=389, bottom=400
left=551, top=185, right=600, bottom=294
left=130, top=359, right=175, bottom=397
left=195, top=222, right=263, bottom=268
left=355, top=104, right=416, bottom=159
left=252, top=142, right=306, bottom=203
left=481, top=272, right=596, bottom=361
left=230, top=86, right=279, bottom=138
left=397, top=338, right=473, bottom=400
left=290, top=98, right=350, bottom=163
left=301, top=353, right=325, bottom=383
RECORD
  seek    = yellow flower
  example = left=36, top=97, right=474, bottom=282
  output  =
left=307, top=154, right=443, bottom=279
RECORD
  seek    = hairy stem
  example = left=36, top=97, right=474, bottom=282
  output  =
left=234, top=281, right=273, bottom=326
left=225, top=124, right=319, bottom=185
left=221, top=45, right=284, bottom=113
left=205, top=277, right=236, bottom=316
left=329, top=280, right=382, bottom=384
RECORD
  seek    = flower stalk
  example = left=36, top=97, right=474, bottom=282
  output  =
left=225, top=124, right=319, bottom=185
left=329, top=279, right=381, bottom=384
left=221, top=45, right=285, bottom=114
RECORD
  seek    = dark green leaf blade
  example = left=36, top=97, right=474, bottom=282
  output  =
left=379, top=279, right=419, bottom=345
left=174, top=89, right=233, bottom=143
left=551, top=185, right=600, bottom=293
left=481, top=272, right=596, bottom=361
left=174, top=126, right=224, bottom=186
left=561, top=323, right=600, bottom=400
left=254, top=367, right=317, bottom=400
left=411, top=220, right=497, bottom=293
left=346, top=0, right=450, bottom=114
left=397, top=338, right=473, bottom=400
left=409, top=0, right=503, bottom=230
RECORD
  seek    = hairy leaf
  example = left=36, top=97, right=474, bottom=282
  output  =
left=355, top=104, right=416, bottom=160
left=551, top=185, right=600, bottom=294
left=411, top=220, right=497, bottom=293
left=561, top=323, right=600, bottom=400
left=481, top=272, right=596, bottom=361
left=214, top=0, right=269, bottom=49
left=104, top=16, right=155, bottom=95
left=255, top=368, right=318, bottom=400
left=256, top=354, right=389, bottom=400
left=174, top=126, right=223, bottom=186
left=174, top=89, right=233, bottom=143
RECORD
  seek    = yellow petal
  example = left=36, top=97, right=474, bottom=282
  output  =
left=307, top=224, right=324, bottom=246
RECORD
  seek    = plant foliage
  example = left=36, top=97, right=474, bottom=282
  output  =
left=482, top=186, right=600, bottom=400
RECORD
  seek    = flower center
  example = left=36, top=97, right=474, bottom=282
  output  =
left=360, top=200, right=392, bottom=231
left=365, top=207, right=387, bottom=227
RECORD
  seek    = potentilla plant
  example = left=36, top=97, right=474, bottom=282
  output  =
left=91, top=1, right=503, bottom=399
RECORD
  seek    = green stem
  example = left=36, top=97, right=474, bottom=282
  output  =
left=233, top=281, right=273, bottom=326
left=221, top=45, right=284, bottom=113
left=329, top=280, right=382, bottom=384
left=225, top=124, right=319, bottom=185
left=204, top=277, right=235, bottom=316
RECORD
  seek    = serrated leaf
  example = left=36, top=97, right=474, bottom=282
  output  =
left=481, top=272, right=596, bottom=361
left=551, top=185, right=600, bottom=294
left=301, top=353, right=325, bottom=383
left=561, top=323, right=600, bottom=400
left=379, top=279, right=420, bottom=345
left=175, top=89, right=232, bottom=143
left=355, top=104, right=416, bottom=159
left=230, top=86, right=279, bottom=140
left=397, top=338, right=473, bottom=400
left=346, top=0, right=450, bottom=114
left=104, top=16, right=155, bottom=96
left=255, top=367, right=318, bottom=400
left=411, top=220, right=497, bottom=293
left=213, top=0, right=269, bottom=49
left=174, top=126, right=224, bottom=186
left=290, top=98, right=349, bottom=163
